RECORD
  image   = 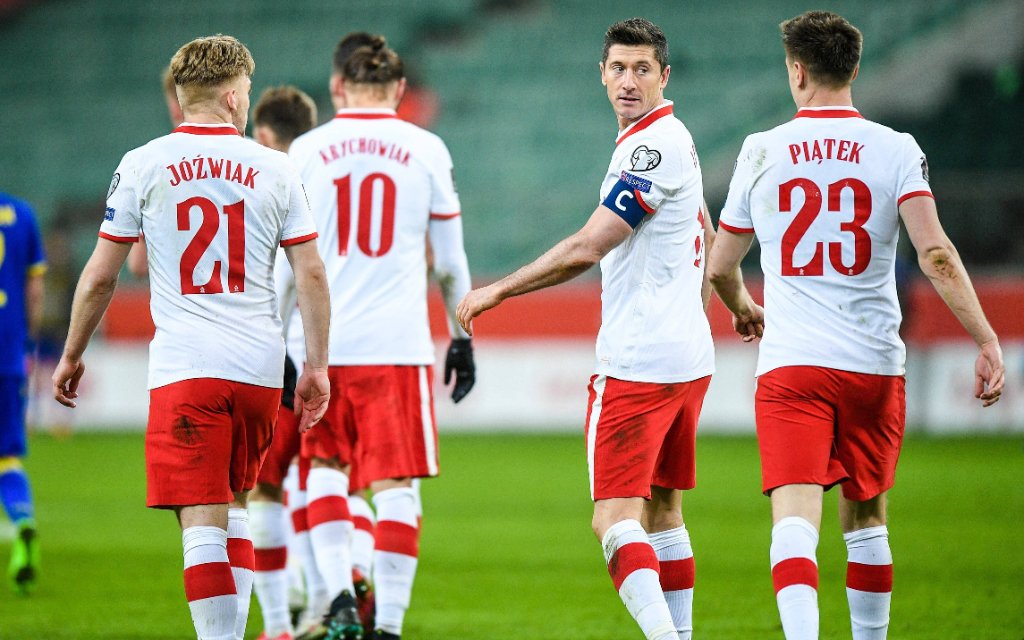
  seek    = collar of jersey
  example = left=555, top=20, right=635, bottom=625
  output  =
left=334, top=108, right=399, bottom=120
left=616, top=101, right=674, bottom=146
left=172, top=123, right=241, bottom=136
left=793, top=106, right=863, bottom=119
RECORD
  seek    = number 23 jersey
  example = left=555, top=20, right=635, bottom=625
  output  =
left=719, top=106, right=932, bottom=376
left=99, top=123, right=318, bottom=389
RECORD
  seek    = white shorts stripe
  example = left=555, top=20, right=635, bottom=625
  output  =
left=418, top=366, right=438, bottom=476
left=586, top=375, right=607, bottom=500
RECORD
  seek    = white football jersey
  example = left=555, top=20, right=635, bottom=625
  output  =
left=596, top=102, right=715, bottom=383
left=719, top=106, right=933, bottom=376
left=100, top=123, right=318, bottom=389
left=288, top=108, right=460, bottom=365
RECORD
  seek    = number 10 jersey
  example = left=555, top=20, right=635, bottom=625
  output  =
left=287, top=108, right=462, bottom=365
left=100, top=123, right=318, bottom=389
left=719, top=106, right=932, bottom=376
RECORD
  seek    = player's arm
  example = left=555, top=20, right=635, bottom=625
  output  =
left=457, top=205, right=631, bottom=334
left=273, top=248, right=298, bottom=336
left=53, top=238, right=132, bottom=407
left=126, top=240, right=148, bottom=277
left=700, top=199, right=715, bottom=313
left=429, top=215, right=476, bottom=402
left=283, top=239, right=331, bottom=430
left=900, top=195, right=1003, bottom=406
left=706, top=227, right=763, bottom=342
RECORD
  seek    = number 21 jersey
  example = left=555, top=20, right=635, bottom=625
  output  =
left=719, top=106, right=932, bottom=376
left=99, top=123, right=318, bottom=389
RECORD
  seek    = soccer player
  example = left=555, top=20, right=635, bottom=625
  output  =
left=243, top=85, right=319, bottom=640
left=458, top=18, right=715, bottom=640
left=707, top=11, right=1005, bottom=639
left=286, top=35, right=475, bottom=640
left=0, top=192, right=46, bottom=595
left=51, top=35, right=332, bottom=640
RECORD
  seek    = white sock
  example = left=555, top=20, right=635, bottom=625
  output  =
left=372, top=487, right=421, bottom=636
left=845, top=526, right=893, bottom=640
left=349, top=494, right=376, bottom=579
left=183, top=526, right=237, bottom=640
left=649, top=525, right=695, bottom=639
left=283, top=464, right=306, bottom=608
left=307, top=467, right=355, bottom=599
left=770, top=517, right=820, bottom=640
left=249, top=501, right=292, bottom=636
left=602, top=519, right=677, bottom=640
left=227, top=508, right=254, bottom=640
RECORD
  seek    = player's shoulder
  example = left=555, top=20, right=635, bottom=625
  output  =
left=395, top=119, right=451, bottom=156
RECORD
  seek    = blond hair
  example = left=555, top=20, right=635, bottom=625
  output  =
left=170, top=35, right=255, bottom=105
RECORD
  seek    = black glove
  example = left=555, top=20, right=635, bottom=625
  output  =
left=281, top=354, right=298, bottom=410
left=444, top=338, right=475, bottom=403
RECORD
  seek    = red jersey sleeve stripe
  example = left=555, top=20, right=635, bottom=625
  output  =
left=635, top=191, right=655, bottom=214
left=897, top=190, right=934, bottom=207
left=281, top=232, right=318, bottom=247
left=429, top=211, right=461, bottom=220
left=98, top=231, right=140, bottom=243
left=718, top=221, right=755, bottom=234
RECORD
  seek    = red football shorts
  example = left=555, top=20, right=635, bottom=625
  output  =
left=585, top=374, right=712, bottom=501
left=146, top=378, right=281, bottom=508
left=257, top=404, right=301, bottom=487
left=302, top=365, right=438, bottom=487
left=756, top=366, right=906, bottom=501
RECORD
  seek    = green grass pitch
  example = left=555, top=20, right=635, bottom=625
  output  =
left=1, top=432, right=1021, bottom=639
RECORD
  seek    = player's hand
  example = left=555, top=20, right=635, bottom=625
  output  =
left=974, top=339, right=1004, bottom=407
left=456, top=286, right=502, bottom=336
left=295, top=366, right=330, bottom=433
left=52, top=356, right=85, bottom=408
left=732, top=303, right=765, bottom=342
left=444, top=338, right=476, bottom=403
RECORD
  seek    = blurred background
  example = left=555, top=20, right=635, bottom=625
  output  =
left=1, top=0, right=1022, bottom=434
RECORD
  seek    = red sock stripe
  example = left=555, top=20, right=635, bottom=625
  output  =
left=353, top=515, right=375, bottom=534
left=375, top=520, right=419, bottom=558
left=227, top=537, right=255, bottom=572
left=608, top=542, right=660, bottom=591
left=846, top=562, right=893, bottom=593
left=184, top=561, right=236, bottom=602
left=291, top=507, right=308, bottom=533
left=659, top=556, right=695, bottom=591
left=772, top=557, right=818, bottom=592
left=307, top=495, right=351, bottom=529
left=254, top=546, right=288, bottom=572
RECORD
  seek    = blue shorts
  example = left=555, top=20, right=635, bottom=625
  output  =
left=0, top=375, right=28, bottom=457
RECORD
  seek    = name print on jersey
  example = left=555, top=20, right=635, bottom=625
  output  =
left=167, top=157, right=259, bottom=189
left=788, top=138, right=863, bottom=165
left=318, top=138, right=411, bottom=167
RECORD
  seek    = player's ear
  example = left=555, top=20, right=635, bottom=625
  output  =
left=330, top=74, right=344, bottom=99
left=394, top=77, right=407, bottom=108
left=599, top=61, right=607, bottom=86
left=850, top=64, right=860, bottom=83
left=661, top=64, right=671, bottom=88
left=225, top=86, right=238, bottom=112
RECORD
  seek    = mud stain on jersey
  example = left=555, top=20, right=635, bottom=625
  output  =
left=173, top=416, right=200, bottom=445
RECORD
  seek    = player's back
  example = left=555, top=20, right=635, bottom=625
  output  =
left=720, top=106, right=932, bottom=376
left=289, top=109, right=459, bottom=365
left=102, top=123, right=315, bottom=388
left=0, top=194, right=46, bottom=376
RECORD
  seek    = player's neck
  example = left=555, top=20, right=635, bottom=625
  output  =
left=182, top=110, right=234, bottom=126
left=795, top=85, right=854, bottom=109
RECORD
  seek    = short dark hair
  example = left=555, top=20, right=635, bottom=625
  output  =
left=780, top=11, right=862, bottom=87
left=333, top=31, right=383, bottom=74
left=343, top=41, right=404, bottom=85
left=603, top=18, right=668, bottom=71
left=253, top=86, right=317, bottom=146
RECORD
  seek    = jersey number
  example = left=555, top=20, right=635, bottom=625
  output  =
left=779, top=177, right=872, bottom=277
left=334, top=173, right=396, bottom=258
left=178, top=197, right=246, bottom=295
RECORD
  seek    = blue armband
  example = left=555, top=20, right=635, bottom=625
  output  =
left=602, top=172, right=655, bottom=228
